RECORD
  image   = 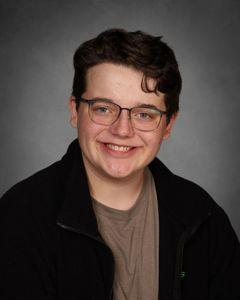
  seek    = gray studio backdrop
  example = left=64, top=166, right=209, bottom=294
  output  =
left=0, top=0, right=239, bottom=238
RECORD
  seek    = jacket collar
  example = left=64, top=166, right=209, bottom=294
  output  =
left=57, top=139, right=213, bottom=236
left=149, top=158, right=213, bottom=228
left=57, top=139, right=100, bottom=237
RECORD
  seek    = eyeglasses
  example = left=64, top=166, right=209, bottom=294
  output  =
left=75, top=98, right=167, bottom=132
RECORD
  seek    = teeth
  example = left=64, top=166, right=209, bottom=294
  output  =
left=106, top=144, right=132, bottom=152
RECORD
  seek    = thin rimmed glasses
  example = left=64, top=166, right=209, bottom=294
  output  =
left=75, top=98, right=167, bottom=132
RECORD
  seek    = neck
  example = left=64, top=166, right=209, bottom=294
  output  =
left=83, top=158, right=145, bottom=211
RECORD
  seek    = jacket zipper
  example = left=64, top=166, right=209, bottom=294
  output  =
left=57, top=222, right=114, bottom=300
left=172, top=230, right=190, bottom=300
left=58, top=211, right=212, bottom=300
left=172, top=212, right=212, bottom=300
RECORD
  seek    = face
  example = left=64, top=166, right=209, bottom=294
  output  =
left=69, top=63, right=176, bottom=181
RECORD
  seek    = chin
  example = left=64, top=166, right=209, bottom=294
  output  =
left=103, top=164, right=140, bottom=180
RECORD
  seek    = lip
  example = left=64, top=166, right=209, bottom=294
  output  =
left=101, top=142, right=137, bottom=148
left=99, top=142, right=138, bottom=157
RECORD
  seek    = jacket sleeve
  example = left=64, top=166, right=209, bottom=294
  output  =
left=209, top=205, right=240, bottom=299
left=0, top=189, right=56, bottom=300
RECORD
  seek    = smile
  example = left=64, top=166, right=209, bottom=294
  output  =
left=105, top=143, right=133, bottom=152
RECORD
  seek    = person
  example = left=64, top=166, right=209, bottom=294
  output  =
left=0, top=28, right=240, bottom=300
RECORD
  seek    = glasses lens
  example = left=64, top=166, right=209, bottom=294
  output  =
left=90, top=100, right=119, bottom=125
left=131, top=107, right=161, bottom=131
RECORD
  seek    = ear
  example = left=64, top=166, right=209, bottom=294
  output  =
left=68, top=96, right=78, bottom=128
left=163, top=112, right=178, bottom=140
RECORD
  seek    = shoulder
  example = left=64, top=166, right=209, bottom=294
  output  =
left=175, top=174, right=237, bottom=228
left=149, top=157, right=232, bottom=227
left=0, top=140, right=81, bottom=258
left=172, top=173, right=216, bottom=209
left=0, top=160, right=65, bottom=245
left=1, top=140, right=80, bottom=207
left=171, top=174, right=234, bottom=222
left=1, top=160, right=63, bottom=209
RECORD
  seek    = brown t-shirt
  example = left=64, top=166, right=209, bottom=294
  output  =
left=92, top=168, right=159, bottom=300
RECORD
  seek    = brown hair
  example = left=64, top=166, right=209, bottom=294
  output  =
left=72, top=28, right=182, bottom=120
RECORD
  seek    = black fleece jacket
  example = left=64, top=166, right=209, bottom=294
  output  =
left=0, top=139, right=240, bottom=300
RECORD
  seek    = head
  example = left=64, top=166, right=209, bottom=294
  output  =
left=69, top=29, right=182, bottom=182
left=72, top=28, right=182, bottom=123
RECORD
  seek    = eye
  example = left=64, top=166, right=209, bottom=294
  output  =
left=132, top=107, right=160, bottom=122
left=95, top=106, right=109, bottom=113
left=138, top=112, right=152, bottom=119
left=92, top=102, right=116, bottom=115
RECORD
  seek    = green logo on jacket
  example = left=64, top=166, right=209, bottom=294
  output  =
left=180, top=271, right=187, bottom=279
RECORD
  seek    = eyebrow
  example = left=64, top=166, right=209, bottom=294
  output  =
left=92, top=97, right=161, bottom=111
left=92, top=97, right=114, bottom=103
left=135, top=103, right=161, bottom=111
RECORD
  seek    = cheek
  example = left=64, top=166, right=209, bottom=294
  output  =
left=77, top=116, right=107, bottom=143
left=77, top=114, right=93, bottom=144
left=145, top=133, right=165, bottom=156
left=142, top=131, right=163, bottom=146
left=78, top=109, right=94, bottom=132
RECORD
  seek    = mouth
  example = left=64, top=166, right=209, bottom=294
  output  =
left=105, top=143, right=134, bottom=152
left=100, top=142, right=138, bottom=158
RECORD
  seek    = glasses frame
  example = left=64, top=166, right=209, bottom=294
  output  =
left=75, top=97, right=167, bottom=132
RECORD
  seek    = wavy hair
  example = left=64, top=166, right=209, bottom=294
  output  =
left=72, top=28, right=182, bottom=120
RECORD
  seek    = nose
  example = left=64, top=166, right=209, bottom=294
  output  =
left=110, top=109, right=134, bottom=137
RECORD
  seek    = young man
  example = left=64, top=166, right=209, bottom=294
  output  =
left=1, top=29, right=240, bottom=300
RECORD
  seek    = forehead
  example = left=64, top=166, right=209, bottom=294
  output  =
left=84, top=62, right=165, bottom=109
